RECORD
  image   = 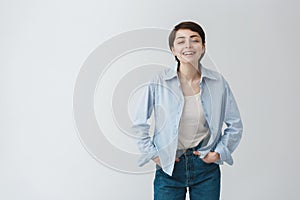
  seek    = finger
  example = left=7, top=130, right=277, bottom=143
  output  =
left=175, top=158, right=180, bottom=162
left=193, top=151, right=200, bottom=156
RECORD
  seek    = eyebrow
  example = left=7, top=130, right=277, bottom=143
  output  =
left=175, top=35, right=200, bottom=40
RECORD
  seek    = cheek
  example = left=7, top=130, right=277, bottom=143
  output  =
left=172, top=48, right=182, bottom=56
left=173, top=44, right=184, bottom=52
left=198, top=47, right=205, bottom=54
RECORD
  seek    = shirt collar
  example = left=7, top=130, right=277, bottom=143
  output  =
left=163, top=64, right=217, bottom=81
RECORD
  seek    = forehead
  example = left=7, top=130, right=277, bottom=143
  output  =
left=175, top=29, right=201, bottom=38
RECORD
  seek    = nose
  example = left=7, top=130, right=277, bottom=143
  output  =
left=185, top=39, right=191, bottom=48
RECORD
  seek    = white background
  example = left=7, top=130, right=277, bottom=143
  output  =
left=1, top=0, right=300, bottom=199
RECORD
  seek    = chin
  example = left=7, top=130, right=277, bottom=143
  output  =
left=181, top=59, right=199, bottom=65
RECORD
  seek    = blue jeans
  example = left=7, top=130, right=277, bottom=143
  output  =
left=154, top=146, right=221, bottom=200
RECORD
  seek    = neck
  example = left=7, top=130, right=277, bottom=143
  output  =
left=177, top=63, right=201, bottom=82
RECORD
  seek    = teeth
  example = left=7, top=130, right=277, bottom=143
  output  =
left=183, top=52, right=194, bottom=55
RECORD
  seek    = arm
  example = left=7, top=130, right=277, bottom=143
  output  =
left=130, top=81, right=159, bottom=167
left=214, top=79, right=243, bottom=165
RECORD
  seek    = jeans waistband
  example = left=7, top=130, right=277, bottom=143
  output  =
left=176, top=140, right=204, bottom=157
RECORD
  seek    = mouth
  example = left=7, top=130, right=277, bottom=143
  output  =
left=182, top=51, right=195, bottom=56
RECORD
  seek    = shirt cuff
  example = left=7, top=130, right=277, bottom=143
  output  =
left=214, top=142, right=234, bottom=165
left=137, top=150, right=159, bottom=167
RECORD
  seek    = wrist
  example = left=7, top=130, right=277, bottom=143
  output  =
left=214, top=152, right=220, bottom=161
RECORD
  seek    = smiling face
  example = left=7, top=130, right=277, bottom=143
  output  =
left=171, top=29, right=206, bottom=67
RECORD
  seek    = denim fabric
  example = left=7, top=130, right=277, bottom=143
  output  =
left=154, top=148, right=220, bottom=200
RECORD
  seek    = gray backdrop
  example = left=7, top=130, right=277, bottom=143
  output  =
left=1, top=0, right=300, bottom=199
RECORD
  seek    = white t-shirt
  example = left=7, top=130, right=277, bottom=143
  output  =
left=177, top=92, right=209, bottom=150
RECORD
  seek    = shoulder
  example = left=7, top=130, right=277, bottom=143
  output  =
left=201, top=66, right=225, bottom=82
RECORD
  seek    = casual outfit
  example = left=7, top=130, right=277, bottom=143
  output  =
left=131, top=64, right=243, bottom=199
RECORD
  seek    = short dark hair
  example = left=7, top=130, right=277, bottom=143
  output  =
left=168, top=21, right=206, bottom=68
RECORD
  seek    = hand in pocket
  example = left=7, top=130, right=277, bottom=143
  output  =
left=193, top=151, right=220, bottom=163
left=152, top=156, right=162, bottom=167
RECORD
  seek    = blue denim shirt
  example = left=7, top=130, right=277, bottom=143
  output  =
left=131, top=65, right=243, bottom=176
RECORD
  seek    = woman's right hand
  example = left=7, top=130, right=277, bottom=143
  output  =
left=152, top=156, right=161, bottom=167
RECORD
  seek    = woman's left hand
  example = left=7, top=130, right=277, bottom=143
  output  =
left=193, top=151, right=220, bottom=163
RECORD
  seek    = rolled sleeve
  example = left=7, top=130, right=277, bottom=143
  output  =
left=214, top=79, right=243, bottom=165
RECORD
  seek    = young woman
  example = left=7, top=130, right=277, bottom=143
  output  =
left=131, top=21, right=243, bottom=200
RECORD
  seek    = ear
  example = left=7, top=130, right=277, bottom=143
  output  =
left=199, top=44, right=206, bottom=61
left=171, top=47, right=176, bottom=56
left=201, top=43, right=206, bottom=54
